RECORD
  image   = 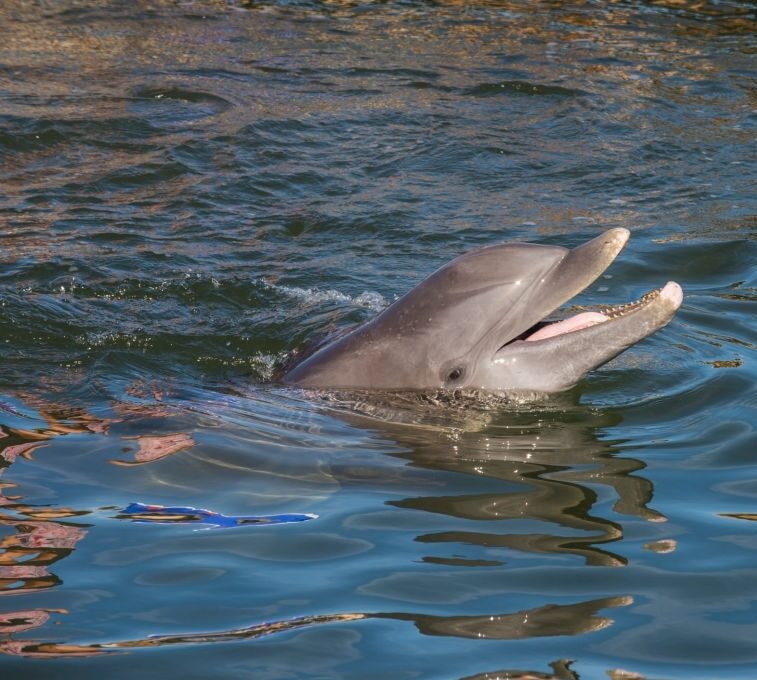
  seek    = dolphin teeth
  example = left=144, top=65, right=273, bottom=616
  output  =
left=566, top=287, right=662, bottom=322
left=597, top=287, right=662, bottom=319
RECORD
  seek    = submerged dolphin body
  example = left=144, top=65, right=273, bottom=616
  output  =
left=283, top=229, right=682, bottom=394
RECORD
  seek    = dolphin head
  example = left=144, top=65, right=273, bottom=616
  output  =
left=282, top=229, right=682, bottom=395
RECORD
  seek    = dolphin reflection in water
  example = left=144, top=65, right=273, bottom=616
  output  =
left=283, top=229, right=682, bottom=395
left=320, top=396, right=669, bottom=568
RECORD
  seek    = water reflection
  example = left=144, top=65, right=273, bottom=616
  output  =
left=0, top=406, right=100, bottom=598
left=0, top=393, right=193, bottom=467
left=461, top=659, right=577, bottom=680
left=0, top=608, right=67, bottom=635
left=0, top=612, right=367, bottom=658
left=117, top=502, right=316, bottom=528
left=329, top=394, right=670, bottom=568
left=0, top=388, right=653, bottom=658
left=462, top=659, right=652, bottom=680
left=0, top=394, right=195, bottom=603
left=110, top=432, right=195, bottom=466
left=382, top=595, right=632, bottom=639
left=0, top=595, right=631, bottom=657
left=0, top=509, right=89, bottom=595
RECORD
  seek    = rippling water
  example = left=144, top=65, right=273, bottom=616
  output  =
left=0, top=1, right=756, bottom=677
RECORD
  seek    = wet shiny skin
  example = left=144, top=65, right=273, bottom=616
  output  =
left=0, top=1, right=756, bottom=679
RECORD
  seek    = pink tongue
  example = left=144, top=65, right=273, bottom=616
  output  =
left=525, top=312, right=608, bottom=342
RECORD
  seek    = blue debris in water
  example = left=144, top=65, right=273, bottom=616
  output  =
left=120, top=503, right=317, bottom=528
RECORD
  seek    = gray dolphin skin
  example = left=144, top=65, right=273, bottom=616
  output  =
left=282, top=228, right=683, bottom=394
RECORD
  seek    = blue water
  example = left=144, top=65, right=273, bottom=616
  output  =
left=0, top=1, right=755, bottom=677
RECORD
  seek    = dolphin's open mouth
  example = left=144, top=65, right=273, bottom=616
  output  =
left=489, top=247, right=683, bottom=393
left=519, top=281, right=683, bottom=344
left=486, top=227, right=683, bottom=355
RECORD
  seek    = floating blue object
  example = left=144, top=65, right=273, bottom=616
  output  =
left=120, top=502, right=317, bottom=528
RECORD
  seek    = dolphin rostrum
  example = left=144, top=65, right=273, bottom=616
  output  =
left=282, top=229, right=682, bottom=394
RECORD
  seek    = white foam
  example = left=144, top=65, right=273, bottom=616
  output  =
left=260, top=281, right=387, bottom=312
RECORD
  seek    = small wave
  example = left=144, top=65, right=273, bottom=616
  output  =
left=464, top=81, right=585, bottom=97
left=128, top=86, right=233, bottom=127
left=259, top=280, right=387, bottom=312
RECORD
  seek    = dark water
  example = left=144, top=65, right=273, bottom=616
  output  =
left=0, top=0, right=756, bottom=677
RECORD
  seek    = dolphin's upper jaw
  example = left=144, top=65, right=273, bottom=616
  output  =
left=472, top=227, right=633, bottom=362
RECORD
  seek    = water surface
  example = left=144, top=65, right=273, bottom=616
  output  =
left=0, top=1, right=756, bottom=677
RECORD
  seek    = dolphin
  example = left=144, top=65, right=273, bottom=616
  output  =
left=282, top=228, right=682, bottom=394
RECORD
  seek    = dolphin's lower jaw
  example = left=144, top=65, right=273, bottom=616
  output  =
left=485, top=281, right=683, bottom=394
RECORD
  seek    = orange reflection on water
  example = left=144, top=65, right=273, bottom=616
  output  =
left=0, top=394, right=194, bottom=602
left=110, top=432, right=196, bottom=466
left=0, top=608, right=67, bottom=634
left=0, top=510, right=89, bottom=596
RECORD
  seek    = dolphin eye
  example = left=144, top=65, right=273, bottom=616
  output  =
left=447, top=367, right=464, bottom=382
